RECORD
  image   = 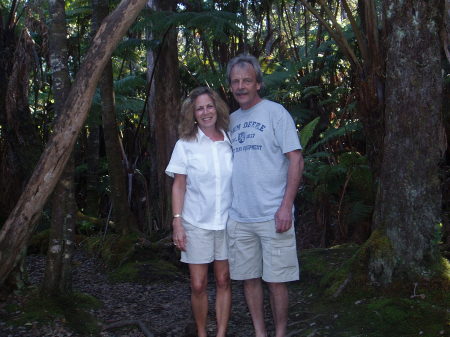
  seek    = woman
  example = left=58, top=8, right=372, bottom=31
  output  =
left=165, top=87, right=232, bottom=337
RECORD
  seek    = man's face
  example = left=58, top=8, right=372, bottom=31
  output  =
left=229, top=62, right=261, bottom=110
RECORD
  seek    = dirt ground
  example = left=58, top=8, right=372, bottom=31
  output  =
left=0, top=249, right=312, bottom=337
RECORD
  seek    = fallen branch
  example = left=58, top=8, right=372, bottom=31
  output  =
left=103, top=319, right=154, bottom=337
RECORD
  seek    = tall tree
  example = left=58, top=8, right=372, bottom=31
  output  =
left=298, top=0, right=447, bottom=280
left=0, top=0, right=148, bottom=288
left=147, top=0, right=181, bottom=229
left=0, top=4, right=43, bottom=294
left=368, top=0, right=446, bottom=283
left=92, top=0, right=138, bottom=235
left=0, top=5, right=42, bottom=222
left=84, top=112, right=101, bottom=217
left=41, top=0, right=76, bottom=296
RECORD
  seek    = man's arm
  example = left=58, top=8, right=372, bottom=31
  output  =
left=275, top=149, right=304, bottom=233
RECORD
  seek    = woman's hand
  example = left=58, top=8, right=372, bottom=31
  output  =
left=172, top=218, right=187, bottom=251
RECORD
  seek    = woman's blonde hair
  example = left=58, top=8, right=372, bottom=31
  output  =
left=178, top=87, right=230, bottom=140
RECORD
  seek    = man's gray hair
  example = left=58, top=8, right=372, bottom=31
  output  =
left=226, top=54, right=263, bottom=85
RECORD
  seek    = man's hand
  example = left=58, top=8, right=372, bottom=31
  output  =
left=275, top=205, right=292, bottom=233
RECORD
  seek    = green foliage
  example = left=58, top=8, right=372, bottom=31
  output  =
left=144, top=10, right=241, bottom=40
left=306, top=121, right=362, bottom=154
left=300, top=116, right=320, bottom=148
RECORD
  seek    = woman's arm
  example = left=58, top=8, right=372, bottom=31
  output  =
left=172, top=173, right=187, bottom=250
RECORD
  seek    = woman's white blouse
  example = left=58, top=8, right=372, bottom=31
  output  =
left=165, top=129, right=233, bottom=230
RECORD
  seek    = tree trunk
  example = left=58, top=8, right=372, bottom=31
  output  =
left=355, top=0, right=385, bottom=178
left=0, top=23, right=42, bottom=222
left=42, top=158, right=76, bottom=295
left=41, top=0, right=76, bottom=297
left=0, top=8, right=42, bottom=294
left=92, top=0, right=138, bottom=235
left=148, top=0, right=180, bottom=229
left=85, top=116, right=101, bottom=217
left=368, top=0, right=446, bottom=284
left=0, top=0, right=148, bottom=289
left=145, top=0, right=158, bottom=230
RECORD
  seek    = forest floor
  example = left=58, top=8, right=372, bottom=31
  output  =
left=0, top=243, right=449, bottom=337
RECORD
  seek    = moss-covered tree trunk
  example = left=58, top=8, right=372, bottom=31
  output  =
left=368, top=0, right=446, bottom=284
left=41, top=0, right=76, bottom=296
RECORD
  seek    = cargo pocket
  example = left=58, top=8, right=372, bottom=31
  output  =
left=270, top=229, right=298, bottom=279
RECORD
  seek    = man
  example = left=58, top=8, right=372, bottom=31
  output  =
left=226, top=54, right=304, bottom=337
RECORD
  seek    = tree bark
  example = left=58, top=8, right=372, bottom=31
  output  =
left=92, top=0, right=138, bottom=235
left=0, top=0, right=148, bottom=288
left=41, top=0, right=76, bottom=297
left=147, top=0, right=180, bottom=229
left=368, top=0, right=446, bottom=284
left=145, top=0, right=158, bottom=230
left=85, top=116, right=101, bottom=217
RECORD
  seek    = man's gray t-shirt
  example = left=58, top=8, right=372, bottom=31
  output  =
left=229, top=99, right=302, bottom=222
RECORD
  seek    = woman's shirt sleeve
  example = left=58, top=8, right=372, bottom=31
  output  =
left=165, top=140, right=187, bottom=177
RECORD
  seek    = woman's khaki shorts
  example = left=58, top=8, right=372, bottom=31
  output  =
left=180, top=221, right=228, bottom=264
left=227, top=218, right=299, bottom=282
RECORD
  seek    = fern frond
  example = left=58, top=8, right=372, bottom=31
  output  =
left=300, top=117, right=320, bottom=149
left=114, top=75, right=146, bottom=96
left=307, top=121, right=362, bottom=154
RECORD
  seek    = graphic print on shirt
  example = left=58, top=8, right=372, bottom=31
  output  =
left=230, top=120, right=266, bottom=153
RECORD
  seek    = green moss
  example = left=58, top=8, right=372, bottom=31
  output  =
left=84, top=233, right=139, bottom=267
left=335, top=296, right=448, bottom=336
left=84, top=232, right=183, bottom=284
left=12, top=291, right=102, bottom=335
left=3, top=303, right=20, bottom=313
left=361, top=229, right=394, bottom=258
left=109, top=259, right=182, bottom=283
left=293, top=245, right=449, bottom=337
left=300, top=244, right=367, bottom=298
left=109, top=262, right=138, bottom=282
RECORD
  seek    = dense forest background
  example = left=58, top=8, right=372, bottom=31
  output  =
left=0, top=0, right=449, bottom=299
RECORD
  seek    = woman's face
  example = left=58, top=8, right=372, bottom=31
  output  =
left=194, top=94, right=217, bottom=132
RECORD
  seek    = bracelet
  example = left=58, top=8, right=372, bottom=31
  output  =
left=173, top=214, right=182, bottom=218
